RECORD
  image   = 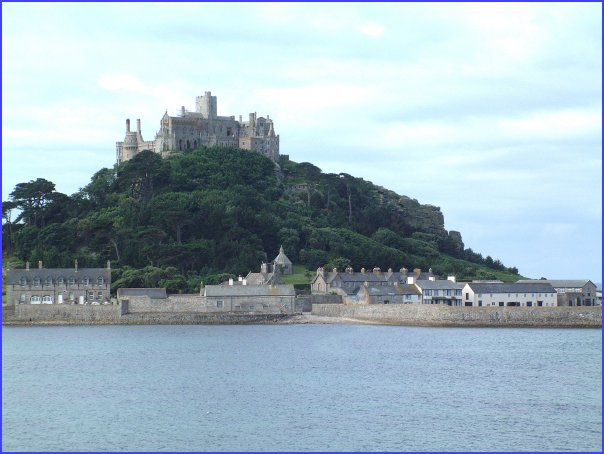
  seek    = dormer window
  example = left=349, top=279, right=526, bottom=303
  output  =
left=20, top=277, right=27, bottom=286
left=68, top=278, right=75, bottom=285
left=45, top=277, right=53, bottom=285
left=97, top=276, right=104, bottom=285
left=33, top=278, right=40, bottom=287
left=58, top=277, right=64, bottom=284
left=83, top=277, right=90, bottom=285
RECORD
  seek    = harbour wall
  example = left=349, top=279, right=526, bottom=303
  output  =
left=311, top=304, right=602, bottom=328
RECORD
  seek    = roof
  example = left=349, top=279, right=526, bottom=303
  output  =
left=465, top=282, right=556, bottom=294
left=517, top=280, right=595, bottom=289
left=415, top=280, right=463, bottom=290
left=6, top=268, right=111, bottom=285
left=273, top=246, right=292, bottom=265
left=117, top=288, right=167, bottom=299
left=244, top=272, right=276, bottom=285
left=205, top=284, right=295, bottom=297
left=359, top=284, right=421, bottom=296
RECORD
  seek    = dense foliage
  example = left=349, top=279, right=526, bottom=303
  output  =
left=2, top=147, right=521, bottom=293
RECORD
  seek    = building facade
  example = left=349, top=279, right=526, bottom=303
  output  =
left=5, top=261, right=112, bottom=305
left=311, top=266, right=434, bottom=295
left=462, top=282, right=557, bottom=307
left=414, top=279, right=463, bottom=306
left=116, top=91, right=279, bottom=164
left=517, top=280, right=598, bottom=306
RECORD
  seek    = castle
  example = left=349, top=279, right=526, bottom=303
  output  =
left=116, top=91, right=280, bottom=164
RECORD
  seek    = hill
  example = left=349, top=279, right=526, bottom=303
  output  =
left=2, top=147, right=522, bottom=293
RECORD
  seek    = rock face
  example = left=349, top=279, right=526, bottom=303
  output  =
left=395, top=196, right=446, bottom=236
left=448, top=230, right=465, bottom=253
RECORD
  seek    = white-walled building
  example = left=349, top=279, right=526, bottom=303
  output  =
left=517, top=280, right=598, bottom=306
left=462, top=282, right=557, bottom=307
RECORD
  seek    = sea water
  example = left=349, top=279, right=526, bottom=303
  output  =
left=2, top=324, right=601, bottom=452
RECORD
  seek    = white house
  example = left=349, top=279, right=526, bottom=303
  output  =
left=462, top=282, right=557, bottom=307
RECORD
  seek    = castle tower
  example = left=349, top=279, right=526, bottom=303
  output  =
left=196, top=91, right=217, bottom=119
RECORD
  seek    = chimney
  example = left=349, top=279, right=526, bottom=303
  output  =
left=407, top=276, right=416, bottom=285
left=373, top=267, right=381, bottom=275
left=181, top=106, right=186, bottom=116
left=333, top=268, right=338, bottom=273
left=394, top=281, right=399, bottom=287
left=388, top=268, right=393, bottom=273
left=238, top=275, right=243, bottom=282
left=126, top=118, right=130, bottom=132
left=38, top=261, right=43, bottom=269
left=429, top=276, right=435, bottom=282
left=107, top=260, right=111, bottom=270
left=361, top=268, right=366, bottom=274
left=26, top=261, right=30, bottom=271
left=242, top=279, right=247, bottom=286
left=447, top=276, right=456, bottom=283
left=401, top=267, right=408, bottom=275
left=75, top=259, right=78, bottom=272
left=239, top=115, right=242, bottom=123
left=229, top=278, right=233, bottom=286
left=414, top=268, right=421, bottom=276
left=136, top=119, right=141, bottom=133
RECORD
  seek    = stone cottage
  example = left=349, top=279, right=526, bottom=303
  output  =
left=5, top=260, right=112, bottom=305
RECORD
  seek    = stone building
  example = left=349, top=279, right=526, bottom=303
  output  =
left=5, top=261, right=112, bottom=305
left=116, top=91, right=279, bottom=164
left=462, top=282, right=557, bottom=307
left=346, top=283, right=422, bottom=305
left=204, top=284, right=296, bottom=313
left=517, top=279, right=598, bottom=306
left=311, top=266, right=434, bottom=295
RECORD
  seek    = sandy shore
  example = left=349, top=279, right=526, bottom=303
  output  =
left=276, top=313, right=379, bottom=325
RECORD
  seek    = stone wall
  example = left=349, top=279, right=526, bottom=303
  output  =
left=312, top=304, right=602, bottom=328
left=296, top=294, right=342, bottom=312
left=125, top=295, right=206, bottom=313
left=119, top=312, right=289, bottom=325
left=5, top=304, right=122, bottom=324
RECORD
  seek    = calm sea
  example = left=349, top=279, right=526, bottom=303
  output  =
left=2, top=325, right=601, bottom=452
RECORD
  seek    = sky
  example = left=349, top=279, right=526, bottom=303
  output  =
left=2, top=2, right=602, bottom=283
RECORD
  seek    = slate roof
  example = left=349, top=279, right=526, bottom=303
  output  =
left=117, top=288, right=167, bottom=299
left=415, top=280, right=463, bottom=290
left=360, top=284, right=421, bottom=296
left=205, top=284, right=295, bottom=297
left=6, top=268, right=111, bottom=285
left=465, top=282, right=556, bottom=294
left=273, top=246, right=292, bottom=265
left=517, top=279, right=595, bottom=289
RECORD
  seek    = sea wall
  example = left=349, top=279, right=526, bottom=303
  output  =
left=312, top=304, right=602, bottom=328
left=125, top=295, right=206, bottom=313
left=4, top=304, right=122, bottom=324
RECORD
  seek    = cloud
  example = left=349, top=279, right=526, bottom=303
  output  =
left=357, top=23, right=385, bottom=38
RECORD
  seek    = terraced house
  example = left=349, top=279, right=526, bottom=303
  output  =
left=5, top=261, right=112, bottom=305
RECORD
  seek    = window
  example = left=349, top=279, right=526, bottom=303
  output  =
left=42, top=295, right=52, bottom=303
left=478, top=300, right=483, bottom=306
left=97, top=276, right=104, bottom=285
left=83, top=277, right=90, bottom=285
left=499, top=302, right=504, bottom=307
left=216, top=300, right=223, bottom=308
left=68, top=278, right=75, bottom=285
left=249, top=305, right=255, bottom=310
left=527, top=302, right=532, bottom=307
left=45, top=277, right=52, bottom=285
left=58, top=277, right=64, bottom=284
left=465, top=293, right=469, bottom=300
left=69, top=292, right=74, bottom=301
left=20, top=277, right=27, bottom=286
left=97, top=292, right=103, bottom=300
left=31, top=296, right=41, bottom=303
left=234, top=305, right=241, bottom=310
left=20, top=294, right=26, bottom=302
left=33, top=278, right=40, bottom=287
